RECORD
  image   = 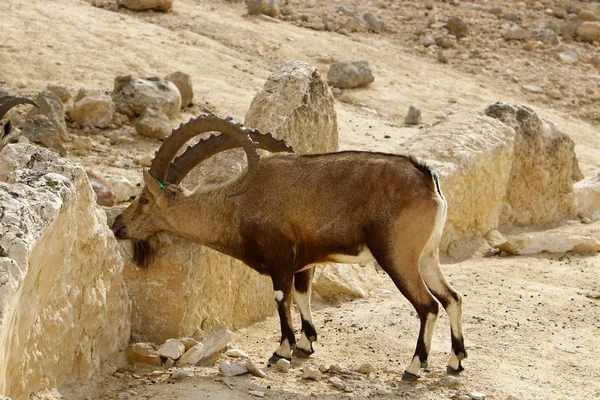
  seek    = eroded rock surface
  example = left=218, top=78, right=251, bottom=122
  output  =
left=0, top=144, right=129, bottom=399
left=112, top=75, right=181, bottom=119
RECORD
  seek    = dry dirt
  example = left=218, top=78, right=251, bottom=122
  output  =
left=1, top=0, right=600, bottom=399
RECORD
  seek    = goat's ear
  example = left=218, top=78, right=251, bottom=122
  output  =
left=143, top=169, right=165, bottom=200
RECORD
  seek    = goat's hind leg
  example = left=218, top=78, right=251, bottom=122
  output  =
left=293, top=267, right=317, bottom=357
left=420, top=239, right=467, bottom=374
left=268, top=270, right=296, bottom=363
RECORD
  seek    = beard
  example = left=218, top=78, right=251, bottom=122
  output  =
left=132, top=239, right=156, bottom=268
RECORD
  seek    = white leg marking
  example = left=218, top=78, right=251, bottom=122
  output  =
left=293, top=289, right=314, bottom=351
left=274, top=290, right=284, bottom=302
left=406, top=356, right=422, bottom=377
left=448, top=351, right=460, bottom=371
left=276, top=338, right=292, bottom=359
left=297, top=331, right=311, bottom=351
left=423, top=312, right=437, bottom=356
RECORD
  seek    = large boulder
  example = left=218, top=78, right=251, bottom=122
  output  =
left=0, top=144, right=129, bottom=399
left=484, top=102, right=580, bottom=229
left=112, top=75, right=182, bottom=119
left=399, top=110, right=516, bottom=258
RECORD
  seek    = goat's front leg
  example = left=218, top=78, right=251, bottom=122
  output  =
left=268, top=271, right=295, bottom=363
left=293, top=267, right=317, bottom=357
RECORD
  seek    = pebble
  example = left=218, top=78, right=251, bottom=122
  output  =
left=445, top=375, right=461, bottom=388
left=302, top=365, right=322, bottom=381
left=170, top=368, right=190, bottom=379
left=219, top=361, right=249, bottom=377
left=557, top=49, right=578, bottom=64
left=446, top=17, right=468, bottom=38
left=329, top=376, right=345, bottom=390
left=356, top=363, right=375, bottom=374
left=245, top=359, right=266, bottom=378
left=118, top=393, right=131, bottom=400
left=46, top=83, right=71, bottom=102
left=404, top=105, right=422, bottom=125
left=437, top=50, right=449, bottom=63
left=521, top=85, right=544, bottom=94
left=248, top=391, right=265, bottom=398
left=470, top=392, right=486, bottom=400
left=276, top=358, right=291, bottom=373
left=318, top=364, right=328, bottom=373
left=225, top=348, right=249, bottom=358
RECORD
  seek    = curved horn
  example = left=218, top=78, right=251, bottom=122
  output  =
left=167, top=128, right=294, bottom=185
left=0, top=96, right=38, bottom=120
left=149, top=113, right=262, bottom=196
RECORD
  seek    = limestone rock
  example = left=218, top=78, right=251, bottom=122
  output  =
left=327, top=60, right=374, bottom=89
left=46, top=84, right=71, bottom=103
left=484, top=103, right=580, bottom=229
left=118, top=0, right=172, bottom=11
left=126, top=343, right=161, bottom=366
left=225, top=348, right=249, bottom=358
left=179, top=337, right=199, bottom=351
left=574, top=173, right=600, bottom=221
left=178, top=324, right=230, bottom=365
left=0, top=144, right=129, bottom=399
left=313, top=264, right=384, bottom=301
left=219, top=361, right=248, bottom=377
left=75, top=88, right=94, bottom=103
left=356, top=363, right=375, bottom=374
left=362, top=12, right=384, bottom=32
left=302, top=364, right=322, bottom=381
left=578, top=10, right=599, bottom=22
left=576, top=21, right=600, bottom=43
left=106, top=176, right=139, bottom=203
left=245, top=60, right=338, bottom=154
left=86, top=170, right=117, bottom=207
left=497, top=232, right=600, bottom=255
left=446, top=17, right=468, bottom=38
left=245, top=359, right=266, bottom=378
left=165, top=71, right=194, bottom=107
left=276, top=358, right=290, bottom=372
left=20, top=115, right=67, bottom=156
left=503, top=28, right=529, bottom=41
left=404, top=105, right=421, bottom=125
left=557, top=49, right=578, bottom=64
left=399, top=110, right=515, bottom=257
left=70, top=96, right=115, bottom=129
left=112, top=75, right=182, bottom=119
left=158, top=339, right=185, bottom=360
left=27, top=91, right=67, bottom=140
left=246, top=0, right=280, bottom=17
left=135, top=109, right=172, bottom=139
left=531, top=28, right=560, bottom=44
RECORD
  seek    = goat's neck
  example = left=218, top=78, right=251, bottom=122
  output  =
left=163, top=185, right=244, bottom=259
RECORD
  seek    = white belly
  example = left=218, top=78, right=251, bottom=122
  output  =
left=328, top=248, right=375, bottom=264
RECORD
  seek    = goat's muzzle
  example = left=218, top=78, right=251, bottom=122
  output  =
left=111, top=214, right=127, bottom=239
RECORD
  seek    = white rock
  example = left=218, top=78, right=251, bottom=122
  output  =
left=165, top=71, right=194, bottom=107
left=446, top=375, right=461, bottom=388
left=276, top=358, right=290, bottom=372
left=218, top=361, right=248, bottom=377
left=112, top=75, right=181, bottom=119
left=225, top=348, right=249, bottom=358
left=248, top=391, right=265, bottom=398
left=245, top=359, right=266, bottom=378
left=302, top=365, right=322, bottom=381
left=0, top=144, right=129, bottom=399
left=158, top=339, right=185, bottom=360
left=170, top=368, right=190, bottom=379
left=178, top=324, right=231, bottom=365
left=497, top=232, right=600, bottom=255
left=469, top=392, right=486, bottom=400
left=574, top=173, right=600, bottom=221
left=329, top=376, right=345, bottom=390
left=70, top=96, right=115, bottom=129
left=106, top=176, right=138, bottom=203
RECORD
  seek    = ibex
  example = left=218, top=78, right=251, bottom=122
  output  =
left=112, top=114, right=467, bottom=380
left=0, top=96, right=38, bottom=151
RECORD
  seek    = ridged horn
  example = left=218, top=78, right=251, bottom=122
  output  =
left=166, top=128, right=294, bottom=185
left=0, top=96, right=38, bottom=121
left=149, top=113, right=263, bottom=197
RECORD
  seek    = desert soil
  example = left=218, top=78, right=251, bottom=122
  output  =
left=1, top=0, right=600, bottom=399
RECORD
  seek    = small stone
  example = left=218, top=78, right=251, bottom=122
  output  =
left=165, top=358, right=175, bottom=368
left=502, top=12, right=523, bottom=22
left=552, top=7, right=567, bottom=19
left=488, top=7, right=503, bottom=16
left=546, top=89, right=562, bottom=99
left=505, top=396, right=521, bottom=400
left=318, top=364, right=328, bottom=373
left=327, top=60, right=374, bottom=89
left=136, top=155, right=153, bottom=167
left=329, top=376, right=345, bottom=390
left=219, top=361, right=249, bottom=377
left=578, top=10, right=599, bottom=22
left=70, top=96, right=115, bottom=129
left=446, top=375, right=461, bottom=388
left=503, top=27, right=529, bottom=41
left=46, top=83, right=71, bottom=102
left=446, top=17, right=468, bottom=38
left=135, top=108, right=172, bottom=139
left=419, top=35, right=436, bottom=47
left=248, top=391, right=265, bottom=398
left=245, top=359, right=266, bottom=378
left=126, top=343, right=161, bottom=366
left=343, top=381, right=356, bottom=392
left=531, top=28, right=560, bottom=44
left=179, top=324, right=231, bottom=365
left=404, top=105, right=421, bottom=125
left=328, top=364, right=343, bottom=373
left=158, top=339, right=185, bottom=360
left=436, top=36, right=454, bottom=49
left=225, top=348, right=249, bottom=358
left=521, top=85, right=544, bottom=94
left=276, top=358, right=291, bottom=372
left=557, top=49, right=578, bottom=63
left=469, top=392, right=486, bottom=400
left=356, top=363, right=375, bottom=374
left=118, top=393, right=131, bottom=400
left=246, top=0, right=279, bottom=17
left=75, top=88, right=93, bottom=102
left=118, top=0, right=172, bottom=12
left=106, top=176, right=138, bottom=203
left=362, top=12, right=384, bottom=32
left=170, top=368, right=190, bottom=379
left=302, top=364, right=322, bottom=381
left=577, top=21, right=600, bottom=43
left=437, top=50, right=449, bottom=63
left=165, top=71, right=194, bottom=107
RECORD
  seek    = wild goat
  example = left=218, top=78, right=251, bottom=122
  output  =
left=0, top=95, right=38, bottom=150
left=112, top=113, right=467, bottom=380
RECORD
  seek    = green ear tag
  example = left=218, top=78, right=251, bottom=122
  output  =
left=155, top=179, right=166, bottom=191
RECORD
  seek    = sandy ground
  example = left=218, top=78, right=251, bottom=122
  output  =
left=1, top=0, right=600, bottom=399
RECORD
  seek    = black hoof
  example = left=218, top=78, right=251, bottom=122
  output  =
left=268, top=352, right=291, bottom=364
left=401, top=371, right=420, bottom=381
left=293, top=346, right=314, bottom=358
left=421, top=360, right=428, bottom=369
left=446, top=362, right=465, bottom=375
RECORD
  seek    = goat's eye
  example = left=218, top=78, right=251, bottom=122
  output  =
left=139, top=197, right=148, bottom=205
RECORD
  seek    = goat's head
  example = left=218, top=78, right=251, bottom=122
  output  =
left=0, top=96, right=38, bottom=150
left=111, top=113, right=293, bottom=267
